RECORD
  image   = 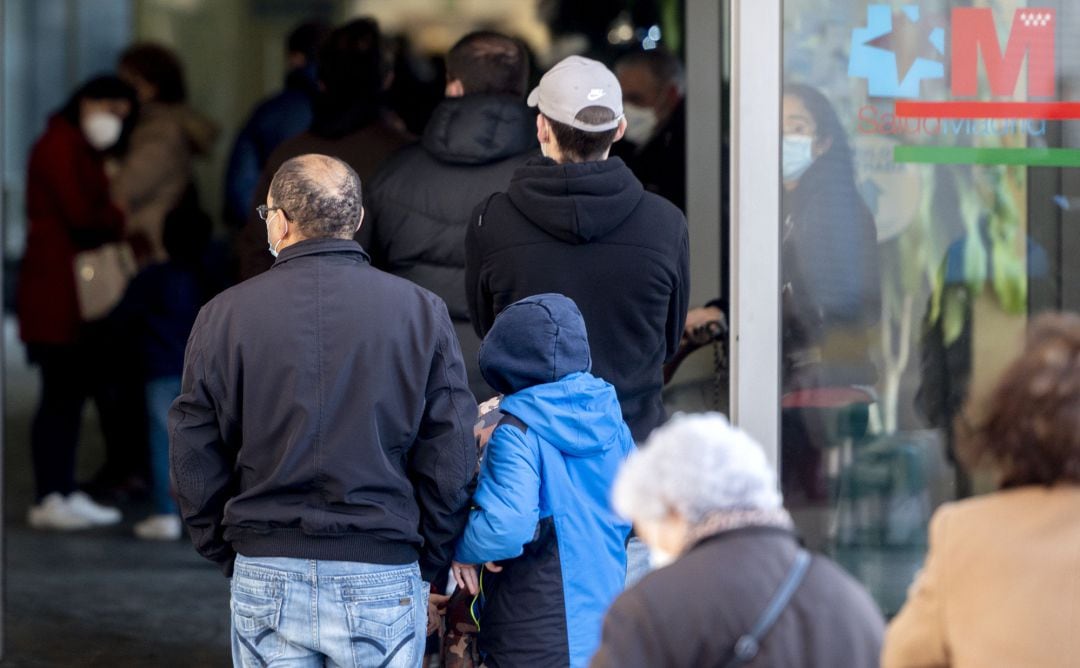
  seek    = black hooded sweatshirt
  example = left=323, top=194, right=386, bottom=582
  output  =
left=466, top=156, right=689, bottom=442
left=365, top=93, right=538, bottom=400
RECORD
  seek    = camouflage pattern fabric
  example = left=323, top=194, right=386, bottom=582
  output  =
left=441, top=587, right=481, bottom=668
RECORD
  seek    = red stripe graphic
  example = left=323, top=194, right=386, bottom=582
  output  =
left=896, top=101, right=1080, bottom=120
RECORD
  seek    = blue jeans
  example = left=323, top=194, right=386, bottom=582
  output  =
left=231, top=556, right=428, bottom=668
left=146, top=376, right=181, bottom=514
left=624, top=536, right=652, bottom=589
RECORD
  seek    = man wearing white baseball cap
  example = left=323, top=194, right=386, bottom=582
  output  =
left=466, top=54, right=689, bottom=445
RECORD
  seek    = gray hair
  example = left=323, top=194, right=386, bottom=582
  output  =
left=612, top=413, right=782, bottom=525
left=268, top=154, right=362, bottom=238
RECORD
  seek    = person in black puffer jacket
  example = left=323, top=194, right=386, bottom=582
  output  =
left=364, top=31, right=538, bottom=401
left=466, top=56, right=689, bottom=443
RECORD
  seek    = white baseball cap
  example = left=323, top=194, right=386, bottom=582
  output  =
left=527, top=55, right=624, bottom=132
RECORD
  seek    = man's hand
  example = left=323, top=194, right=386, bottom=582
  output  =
left=427, top=593, right=451, bottom=636
left=684, top=306, right=724, bottom=338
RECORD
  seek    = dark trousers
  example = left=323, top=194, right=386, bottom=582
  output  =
left=28, top=321, right=147, bottom=501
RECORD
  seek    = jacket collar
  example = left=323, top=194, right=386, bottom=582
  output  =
left=686, top=524, right=801, bottom=555
left=271, top=237, right=371, bottom=266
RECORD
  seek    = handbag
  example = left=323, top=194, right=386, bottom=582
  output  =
left=73, top=241, right=137, bottom=321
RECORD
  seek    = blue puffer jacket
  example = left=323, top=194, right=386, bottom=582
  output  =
left=455, top=294, right=634, bottom=668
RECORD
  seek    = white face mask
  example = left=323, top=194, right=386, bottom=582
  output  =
left=622, top=103, right=658, bottom=146
left=648, top=547, right=678, bottom=569
left=81, top=111, right=123, bottom=151
left=267, top=212, right=287, bottom=258
left=782, top=134, right=816, bottom=184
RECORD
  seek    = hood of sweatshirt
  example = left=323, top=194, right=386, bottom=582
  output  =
left=421, top=93, right=538, bottom=166
left=506, top=156, right=644, bottom=243
left=479, top=293, right=591, bottom=395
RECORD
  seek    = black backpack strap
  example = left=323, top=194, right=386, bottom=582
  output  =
left=722, top=549, right=812, bottom=668
left=497, top=412, right=528, bottom=435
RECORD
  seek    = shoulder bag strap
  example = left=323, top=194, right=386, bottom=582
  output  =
left=722, top=548, right=812, bottom=668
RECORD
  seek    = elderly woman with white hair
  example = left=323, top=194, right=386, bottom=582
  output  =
left=590, top=413, right=884, bottom=668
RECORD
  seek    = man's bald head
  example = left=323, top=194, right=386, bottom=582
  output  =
left=269, top=154, right=363, bottom=239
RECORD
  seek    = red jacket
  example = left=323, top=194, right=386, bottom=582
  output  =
left=18, top=115, right=125, bottom=345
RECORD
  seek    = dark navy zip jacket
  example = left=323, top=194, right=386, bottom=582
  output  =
left=169, top=238, right=477, bottom=580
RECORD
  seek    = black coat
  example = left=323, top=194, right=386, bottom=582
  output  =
left=169, top=238, right=478, bottom=581
left=781, top=153, right=881, bottom=389
left=366, top=94, right=537, bottom=399
left=591, top=528, right=885, bottom=668
left=466, top=157, right=689, bottom=442
left=612, top=99, right=687, bottom=211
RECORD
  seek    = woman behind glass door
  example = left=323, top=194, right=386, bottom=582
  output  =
left=780, top=83, right=881, bottom=508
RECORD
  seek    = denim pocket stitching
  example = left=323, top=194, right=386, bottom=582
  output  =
left=340, top=578, right=412, bottom=603
left=231, top=589, right=286, bottom=666
left=344, top=596, right=415, bottom=639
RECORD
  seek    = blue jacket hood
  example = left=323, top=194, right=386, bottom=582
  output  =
left=479, top=293, right=592, bottom=395
left=500, top=372, right=624, bottom=457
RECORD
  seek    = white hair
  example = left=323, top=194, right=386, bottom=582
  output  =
left=612, top=413, right=782, bottom=524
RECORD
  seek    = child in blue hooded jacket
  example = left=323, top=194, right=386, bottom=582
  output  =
left=451, top=293, right=635, bottom=668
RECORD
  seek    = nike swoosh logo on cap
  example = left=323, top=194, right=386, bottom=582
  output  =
left=587, top=88, right=606, bottom=101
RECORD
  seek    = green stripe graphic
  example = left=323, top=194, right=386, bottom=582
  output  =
left=894, top=146, right=1080, bottom=167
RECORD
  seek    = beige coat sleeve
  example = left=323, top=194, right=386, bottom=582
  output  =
left=881, top=505, right=953, bottom=668
left=111, top=115, right=188, bottom=211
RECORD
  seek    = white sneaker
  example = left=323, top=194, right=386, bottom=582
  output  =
left=27, top=493, right=94, bottom=530
left=134, top=514, right=182, bottom=541
left=65, top=491, right=122, bottom=526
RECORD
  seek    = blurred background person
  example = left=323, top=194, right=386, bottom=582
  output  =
left=592, top=413, right=884, bottom=668
left=612, top=48, right=686, bottom=211
left=223, top=20, right=330, bottom=230
left=115, top=43, right=219, bottom=263
left=237, top=18, right=413, bottom=280
left=112, top=202, right=220, bottom=541
left=84, top=43, right=217, bottom=500
left=365, top=30, right=538, bottom=402
left=883, top=312, right=1080, bottom=668
left=16, top=75, right=138, bottom=530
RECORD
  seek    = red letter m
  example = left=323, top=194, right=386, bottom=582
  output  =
left=951, top=8, right=1056, bottom=98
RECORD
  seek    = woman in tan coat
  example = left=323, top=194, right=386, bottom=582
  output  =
left=115, top=43, right=218, bottom=264
left=882, top=312, right=1080, bottom=668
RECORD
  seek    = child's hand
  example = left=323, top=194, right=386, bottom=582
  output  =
left=452, top=561, right=480, bottom=595
left=427, top=593, right=450, bottom=636
left=484, top=562, right=503, bottom=573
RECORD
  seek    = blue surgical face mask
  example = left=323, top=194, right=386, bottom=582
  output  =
left=782, top=134, right=816, bottom=184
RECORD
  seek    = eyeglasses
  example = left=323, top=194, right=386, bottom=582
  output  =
left=256, top=205, right=285, bottom=221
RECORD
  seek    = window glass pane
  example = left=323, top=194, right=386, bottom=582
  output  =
left=782, top=0, right=1073, bottom=615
